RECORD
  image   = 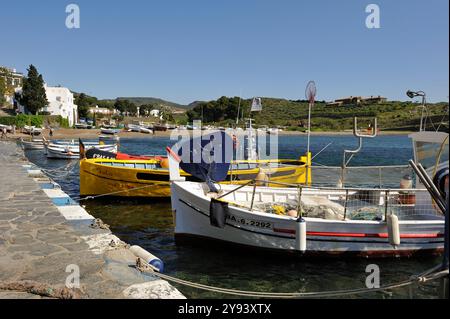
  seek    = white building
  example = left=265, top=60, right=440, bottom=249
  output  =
left=0, top=66, right=23, bottom=107
left=16, top=84, right=78, bottom=127
left=41, top=85, right=78, bottom=127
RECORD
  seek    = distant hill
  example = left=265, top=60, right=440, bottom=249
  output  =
left=116, top=97, right=191, bottom=111
left=186, top=96, right=449, bottom=132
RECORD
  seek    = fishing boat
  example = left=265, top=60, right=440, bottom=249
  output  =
left=99, top=134, right=120, bottom=142
left=75, top=123, right=89, bottom=129
left=79, top=129, right=311, bottom=197
left=153, top=123, right=168, bottom=132
left=20, top=138, right=46, bottom=150
left=23, top=125, right=43, bottom=136
left=140, top=126, right=153, bottom=134
left=126, top=124, right=142, bottom=132
left=46, top=140, right=118, bottom=159
left=100, top=127, right=121, bottom=135
left=0, top=124, right=13, bottom=132
left=79, top=157, right=310, bottom=197
left=169, top=129, right=448, bottom=257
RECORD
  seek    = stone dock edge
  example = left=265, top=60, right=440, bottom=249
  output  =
left=0, top=140, right=185, bottom=299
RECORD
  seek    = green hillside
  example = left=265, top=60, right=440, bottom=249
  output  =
left=116, top=97, right=189, bottom=110
left=187, top=97, right=449, bottom=132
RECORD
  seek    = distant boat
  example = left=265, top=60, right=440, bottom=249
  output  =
left=153, top=124, right=168, bottom=132
left=75, top=123, right=92, bottom=129
left=126, top=124, right=142, bottom=132
left=99, top=135, right=120, bottom=142
left=20, top=138, right=46, bottom=150
left=0, top=124, right=13, bottom=132
left=100, top=127, right=121, bottom=135
left=140, top=127, right=153, bottom=134
left=46, top=140, right=118, bottom=159
left=23, top=125, right=43, bottom=136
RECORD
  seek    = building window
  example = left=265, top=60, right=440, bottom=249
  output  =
left=56, top=96, right=62, bottom=102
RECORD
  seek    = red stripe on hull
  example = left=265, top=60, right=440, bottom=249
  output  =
left=272, top=229, right=443, bottom=239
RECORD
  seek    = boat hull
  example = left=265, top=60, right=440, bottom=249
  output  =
left=47, top=144, right=117, bottom=159
left=21, top=139, right=45, bottom=150
left=170, top=182, right=444, bottom=257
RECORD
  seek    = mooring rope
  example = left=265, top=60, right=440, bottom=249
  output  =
left=74, top=183, right=158, bottom=201
left=137, top=260, right=448, bottom=298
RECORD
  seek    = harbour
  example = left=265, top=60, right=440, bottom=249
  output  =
left=13, top=133, right=448, bottom=298
left=0, top=0, right=448, bottom=306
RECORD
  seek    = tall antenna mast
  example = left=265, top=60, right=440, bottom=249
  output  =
left=305, top=81, right=316, bottom=157
left=236, top=89, right=242, bottom=125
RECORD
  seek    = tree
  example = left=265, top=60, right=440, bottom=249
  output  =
left=17, top=65, right=48, bottom=114
left=0, top=67, right=16, bottom=107
left=114, top=99, right=137, bottom=116
left=74, top=93, right=92, bottom=118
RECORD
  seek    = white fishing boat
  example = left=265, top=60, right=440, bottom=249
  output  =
left=170, top=181, right=445, bottom=257
left=0, top=124, right=13, bottom=132
left=23, top=125, right=43, bottom=136
left=125, top=123, right=140, bottom=132
left=20, top=138, right=46, bottom=150
left=100, top=127, right=121, bottom=135
left=75, top=123, right=89, bottom=129
left=140, top=126, right=153, bottom=134
left=45, top=141, right=118, bottom=159
left=99, top=134, right=120, bottom=142
left=169, top=122, right=448, bottom=257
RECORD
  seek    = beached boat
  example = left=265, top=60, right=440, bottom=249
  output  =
left=140, top=126, right=153, bottom=134
left=75, top=123, right=90, bottom=129
left=126, top=124, right=142, bottom=132
left=100, top=127, right=121, bottom=135
left=0, top=124, right=13, bottom=132
left=23, top=125, right=43, bottom=136
left=169, top=130, right=448, bottom=257
left=153, top=124, right=168, bottom=132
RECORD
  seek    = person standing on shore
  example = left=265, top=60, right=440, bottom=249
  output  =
left=49, top=127, right=53, bottom=137
left=1, top=127, right=7, bottom=139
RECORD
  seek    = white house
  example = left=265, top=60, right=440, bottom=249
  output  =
left=150, top=109, right=161, bottom=117
left=41, top=85, right=78, bottom=127
left=16, top=84, right=78, bottom=127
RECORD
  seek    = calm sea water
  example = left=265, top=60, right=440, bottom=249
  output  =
left=24, top=135, right=444, bottom=299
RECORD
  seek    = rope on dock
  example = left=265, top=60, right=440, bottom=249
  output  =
left=39, top=161, right=79, bottom=179
left=136, top=259, right=448, bottom=298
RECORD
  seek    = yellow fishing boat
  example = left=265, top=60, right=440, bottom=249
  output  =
left=79, top=154, right=311, bottom=198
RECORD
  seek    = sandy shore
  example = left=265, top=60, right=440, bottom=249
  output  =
left=5, top=128, right=413, bottom=141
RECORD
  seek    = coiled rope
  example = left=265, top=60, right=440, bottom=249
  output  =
left=136, top=260, right=448, bottom=298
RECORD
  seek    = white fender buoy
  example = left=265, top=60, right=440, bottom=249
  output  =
left=387, top=214, right=400, bottom=247
left=130, top=245, right=164, bottom=273
left=295, top=218, right=307, bottom=252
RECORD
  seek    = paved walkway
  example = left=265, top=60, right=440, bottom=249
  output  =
left=0, top=140, right=184, bottom=299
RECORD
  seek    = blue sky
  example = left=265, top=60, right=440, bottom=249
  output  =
left=1, top=0, right=448, bottom=104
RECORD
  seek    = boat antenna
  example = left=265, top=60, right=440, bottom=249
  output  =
left=305, top=81, right=316, bottom=185
left=305, top=81, right=316, bottom=157
left=236, top=89, right=242, bottom=126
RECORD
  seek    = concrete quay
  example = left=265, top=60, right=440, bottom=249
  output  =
left=0, top=140, right=184, bottom=299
